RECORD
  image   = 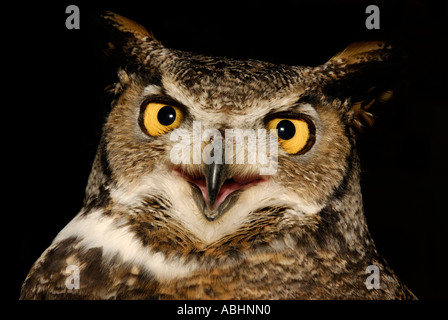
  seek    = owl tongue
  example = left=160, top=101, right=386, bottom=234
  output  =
left=194, top=178, right=248, bottom=210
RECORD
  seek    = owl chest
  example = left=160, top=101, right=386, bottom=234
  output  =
left=150, top=251, right=383, bottom=299
left=153, top=253, right=319, bottom=299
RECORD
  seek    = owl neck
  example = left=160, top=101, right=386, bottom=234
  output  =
left=83, top=141, right=114, bottom=212
left=309, top=149, right=378, bottom=261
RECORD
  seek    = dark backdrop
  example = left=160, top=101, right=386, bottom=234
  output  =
left=14, top=0, right=447, bottom=299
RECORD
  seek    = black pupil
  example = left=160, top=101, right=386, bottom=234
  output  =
left=157, top=106, right=176, bottom=126
left=276, top=120, right=296, bottom=140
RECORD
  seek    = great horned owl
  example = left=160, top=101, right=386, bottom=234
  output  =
left=20, top=12, right=416, bottom=300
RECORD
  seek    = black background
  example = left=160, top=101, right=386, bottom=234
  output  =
left=13, top=0, right=447, bottom=300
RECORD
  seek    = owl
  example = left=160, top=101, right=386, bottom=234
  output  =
left=20, top=12, right=416, bottom=300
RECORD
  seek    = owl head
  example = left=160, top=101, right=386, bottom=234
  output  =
left=85, top=12, right=404, bottom=251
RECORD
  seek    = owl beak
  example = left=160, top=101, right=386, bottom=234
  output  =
left=204, top=162, right=227, bottom=209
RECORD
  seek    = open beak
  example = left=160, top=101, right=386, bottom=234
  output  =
left=174, top=163, right=266, bottom=221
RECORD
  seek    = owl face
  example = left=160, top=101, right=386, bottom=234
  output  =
left=89, top=12, right=399, bottom=249
left=100, top=47, right=353, bottom=244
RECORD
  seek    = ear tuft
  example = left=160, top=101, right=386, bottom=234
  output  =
left=316, top=41, right=406, bottom=130
left=329, top=41, right=391, bottom=65
left=93, top=11, right=161, bottom=73
left=101, top=11, right=159, bottom=44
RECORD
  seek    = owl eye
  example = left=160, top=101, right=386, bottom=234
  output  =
left=266, top=117, right=314, bottom=154
left=142, top=102, right=184, bottom=136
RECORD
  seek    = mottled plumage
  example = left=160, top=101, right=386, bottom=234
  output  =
left=20, top=12, right=415, bottom=300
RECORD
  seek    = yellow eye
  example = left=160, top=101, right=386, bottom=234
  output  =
left=142, top=102, right=184, bottom=136
left=266, top=117, right=314, bottom=154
